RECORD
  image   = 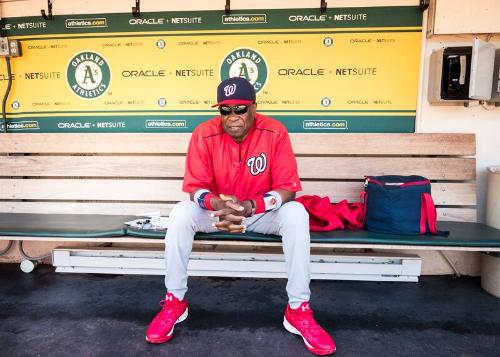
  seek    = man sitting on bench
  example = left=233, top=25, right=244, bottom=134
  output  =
left=146, top=77, right=336, bottom=355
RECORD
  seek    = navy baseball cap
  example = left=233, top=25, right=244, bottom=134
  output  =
left=212, top=77, right=256, bottom=107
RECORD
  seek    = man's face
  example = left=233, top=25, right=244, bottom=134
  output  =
left=220, top=103, right=256, bottom=142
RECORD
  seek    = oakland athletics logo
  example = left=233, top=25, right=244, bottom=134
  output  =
left=67, top=51, right=111, bottom=99
left=220, top=48, right=267, bottom=93
left=247, top=153, right=267, bottom=176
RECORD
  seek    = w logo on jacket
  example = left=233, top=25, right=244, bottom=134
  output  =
left=246, top=153, right=267, bottom=176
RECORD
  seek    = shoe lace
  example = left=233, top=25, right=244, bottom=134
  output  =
left=154, top=299, right=178, bottom=326
left=296, top=309, right=325, bottom=337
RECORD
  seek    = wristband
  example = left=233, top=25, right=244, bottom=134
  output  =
left=194, top=189, right=215, bottom=210
left=203, top=193, right=215, bottom=210
left=253, top=191, right=283, bottom=214
left=264, top=191, right=283, bottom=211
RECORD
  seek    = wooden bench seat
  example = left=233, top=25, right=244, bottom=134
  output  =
left=2, top=132, right=498, bottom=265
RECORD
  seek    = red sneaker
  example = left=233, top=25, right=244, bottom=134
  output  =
left=284, top=302, right=336, bottom=355
left=145, top=292, right=188, bottom=344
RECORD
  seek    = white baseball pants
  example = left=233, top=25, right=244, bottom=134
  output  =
left=164, top=200, right=311, bottom=307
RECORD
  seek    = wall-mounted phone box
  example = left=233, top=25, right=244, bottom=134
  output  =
left=428, top=39, right=496, bottom=104
left=428, top=47, right=471, bottom=104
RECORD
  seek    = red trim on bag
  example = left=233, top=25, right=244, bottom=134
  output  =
left=420, top=195, right=427, bottom=234
left=422, top=193, right=438, bottom=234
left=367, top=178, right=430, bottom=188
left=367, top=178, right=384, bottom=187
left=400, top=180, right=431, bottom=188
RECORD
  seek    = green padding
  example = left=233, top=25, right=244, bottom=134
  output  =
left=126, top=228, right=166, bottom=238
left=0, top=213, right=136, bottom=238
left=308, top=222, right=500, bottom=246
left=126, top=221, right=500, bottom=247
left=126, top=227, right=281, bottom=241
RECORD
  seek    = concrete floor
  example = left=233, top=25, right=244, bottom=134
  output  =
left=0, top=263, right=499, bottom=357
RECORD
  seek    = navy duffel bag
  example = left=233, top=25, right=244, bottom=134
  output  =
left=362, top=175, right=448, bottom=236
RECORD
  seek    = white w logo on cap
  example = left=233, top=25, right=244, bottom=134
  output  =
left=224, top=83, right=237, bottom=97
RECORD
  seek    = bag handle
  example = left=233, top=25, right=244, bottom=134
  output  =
left=360, top=191, right=367, bottom=227
left=421, top=193, right=449, bottom=236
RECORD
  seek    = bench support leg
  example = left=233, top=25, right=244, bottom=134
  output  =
left=20, top=259, right=38, bottom=273
left=439, top=251, right=461, bottom=277
left=17, top=241, right=51, bottom=273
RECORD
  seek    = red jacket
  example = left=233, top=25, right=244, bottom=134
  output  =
left=183, top=113, right=302, bottom=200
left=297, top=195, right=365, bottom=231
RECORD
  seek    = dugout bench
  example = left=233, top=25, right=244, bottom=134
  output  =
left=0, top=133, right=499, bottom=295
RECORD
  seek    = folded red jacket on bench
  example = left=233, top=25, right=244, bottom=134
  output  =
left=296, top=195, right=364, bottom=232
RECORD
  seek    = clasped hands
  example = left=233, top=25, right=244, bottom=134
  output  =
left=210, top=194, right=253, bottom=234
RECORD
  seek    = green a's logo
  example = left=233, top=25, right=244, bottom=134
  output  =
left=67, top=51, right=111, bottom=99
left=220, top=48, right=267, bottom=93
